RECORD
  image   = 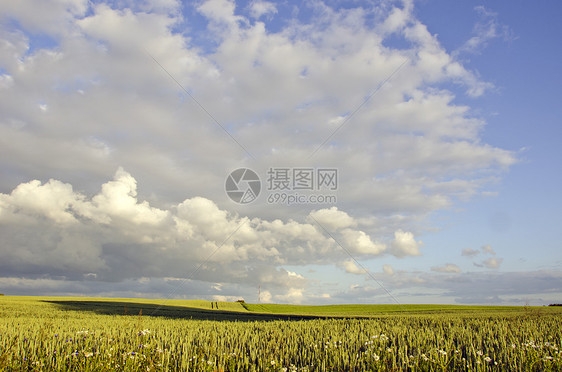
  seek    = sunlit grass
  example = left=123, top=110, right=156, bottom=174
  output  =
left=1, top=296, right=561, bottom=371
left=242, top=303, right=528, bottom=316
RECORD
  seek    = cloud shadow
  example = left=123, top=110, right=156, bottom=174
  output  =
left=43, top=300, right=330, bottom=322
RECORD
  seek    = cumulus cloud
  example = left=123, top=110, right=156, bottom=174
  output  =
left=275, top=288, right=305, bottom=304
left=308, top=207, right=356, bottom=231
left=383, top=264, right=394, bottom=276
left=0, top=0, right=521, bottom=302
left=431, top=264, right=461, bottom=273
left=249, top=1, right=277, bottom=19
left=0, top=169, right=397, bottom=296
left=257, top=290, right=271, bottom=303
left=390, top=230, right=421, bottom=258
left=197, top=0, right=243, bottom=27
left=342, top=260, right=365, bottom=275
left=341, top=229, right=387, bottom=256
left=0, top=0, right=515, bottom=203
left=0, top=0, right=88, bottom=35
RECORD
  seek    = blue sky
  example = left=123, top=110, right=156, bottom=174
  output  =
left=0, top=0, right=561, bottom=305
left=417, top=1, right=562, bottom=268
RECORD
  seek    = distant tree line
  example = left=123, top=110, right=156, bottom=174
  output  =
left=548, top=303, right=562, bottom=306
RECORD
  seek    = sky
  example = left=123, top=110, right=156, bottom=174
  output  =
left=1, top=0, right=561, bottom=305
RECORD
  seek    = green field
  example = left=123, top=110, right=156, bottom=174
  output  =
left=241, top=303, right=527, bottom=316
left=1, top=296, right=561, bottom=371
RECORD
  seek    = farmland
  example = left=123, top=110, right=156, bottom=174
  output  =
left=1, top=296, right=561, bottom=371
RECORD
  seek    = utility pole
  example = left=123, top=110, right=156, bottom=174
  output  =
left=258, top=285, right=261, bottom=303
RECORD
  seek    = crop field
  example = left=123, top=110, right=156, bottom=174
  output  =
left=1, top=296, right=561, bottom=371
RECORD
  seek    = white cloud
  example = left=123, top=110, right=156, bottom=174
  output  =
left=431, top=264, right=461, bottom=273
left=212, top=294, right=239, bottom=302
left=390, top=230, right=421, bottom=257
left=92, top=167, right=169, bottom=225
left=249, top=1, right=277, bottom=19
left=308, top=207, right=355, bottom=231
left=0, top=0, right=515, bottom=215
left=0, top=169, right=392, bottom=296
left=475, top=257, right=503, bottom=269
left=0, top=0, right=523, bottom=302
left=377, top=0, right=413, bottom=35
left=0, top=178, right=84, bottom=224
left=0, top=0, right=88, bottom=35
left=259, top=290, right=272, bottom=303
left=275, top=288, right=304, bottom=304
left=456, top=6, right=515, bottom=55
left=343, top=260, right=364, bottom=275
left=383, top=264, right=394, bottom=276
left=341, top=229, right=386, bottom=256
left=197, top=0, right=244, bottom=29
left=0, top=73, right=14, bottom=89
